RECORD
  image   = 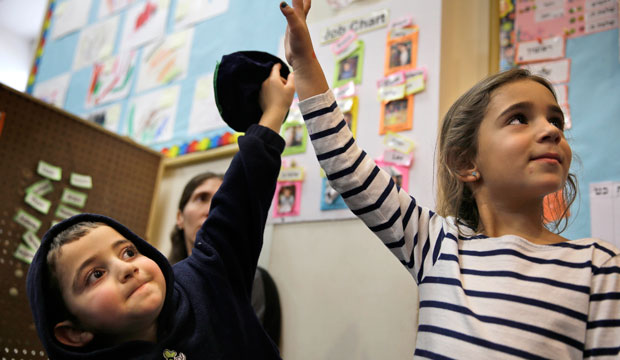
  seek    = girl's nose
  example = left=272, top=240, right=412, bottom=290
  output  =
left=538, top=119, right=562, bottom=144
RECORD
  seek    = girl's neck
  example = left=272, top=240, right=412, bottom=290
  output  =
left=475, top=193, right=567, bottom=245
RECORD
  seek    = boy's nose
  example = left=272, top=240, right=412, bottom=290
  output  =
left=118, top=262, right=139, bottom=282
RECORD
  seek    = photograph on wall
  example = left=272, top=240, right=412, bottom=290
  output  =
left=379, top=95, right=413, bottom=134
left=384, top=26, right=418, bottom=75
left=375, top=158, right=410, bottom=192
left=333, top=41, right=365, bottom=88
left=273, top=182, right=302, bottom=217
left=281, top=119, right=308, bottom=156
left=320, top=177, right=348, bottom=211
left=337, top=96, right=359, bottom=137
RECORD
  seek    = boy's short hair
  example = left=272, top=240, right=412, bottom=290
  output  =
left=45, top=222, right=105, bottom=326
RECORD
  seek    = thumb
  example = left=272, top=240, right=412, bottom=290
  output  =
left=285, top=72, right=295, bottom=91
left=270, top=63, right=282, bottom=80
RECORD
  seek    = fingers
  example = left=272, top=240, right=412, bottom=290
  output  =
left=270, top=63, right=282, bottom=80
left=304, top=0, right=311, bottom=17
left=284, top=72, right=295, bottom=91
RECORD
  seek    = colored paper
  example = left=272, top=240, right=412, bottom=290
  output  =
left=14, top=209, right=42, bottom=232
left=26, top=179, right=54, bottom=196
left=70, top=173, right=93, bottom=189
left=61, top=188, right=88, bottom=208
left=24, top=192, right=52, bottom=214
left=37, top=160, right=62, bottom=181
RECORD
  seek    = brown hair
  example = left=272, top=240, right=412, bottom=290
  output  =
left=168, top=172, right=224, bottom=264
left=436, top=68, right=577, bottom=234
left=46, top=222, right=105, bottom=325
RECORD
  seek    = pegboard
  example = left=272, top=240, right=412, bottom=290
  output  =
left=0, top=83, right=163, bottom=359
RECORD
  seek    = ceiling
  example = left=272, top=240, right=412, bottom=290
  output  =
left=0, top=0, right=48, bottom=39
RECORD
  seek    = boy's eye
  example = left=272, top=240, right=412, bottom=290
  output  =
left=122, top=246, right=137, bottom=259
left=86, top=269, right=105, bottom=285
left=507, top=113, right=527, bottom=125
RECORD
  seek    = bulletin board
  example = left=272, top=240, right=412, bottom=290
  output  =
left=28, top=0, right=291, bottom=156
left=0, top=83, right=162, bottom=358
left=499, top=0, right=620, bottom=244
left=29, top=0, right=443, bottom=226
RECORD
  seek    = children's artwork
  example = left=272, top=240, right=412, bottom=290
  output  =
left=384, top=26, right=418, bottom=75
left=126, top=86, right=179, bottom=145
left=32, top=73, right=71, bottom=108
left=320, top=177, right=347, bottom=211
left=73, top=16, right=120, bottom=70
left=337, top=96, right=358, bottom=137
left=136, top=29, right=194, bottom=93
left=120, top=0, right=170, bottom=52
left=86, top=51, right=137, bottom=108
left=51, top=0, right=93, bottom=40
left=274, top=182, right=301, bottom=217
left=375, top=158, right=410, bottom=192
left=98, top=0, right=136, bottom=18
left=174, top=0, right=230, bottom=30
left=188, top=73, right=226, bottom=134
left=333, top=41, right=365, bottom=87
left=379, top=95, right=413, bottom=134
left=515, top=36, right=566, bottom=64
left=83, top=103, right=122, bottom=132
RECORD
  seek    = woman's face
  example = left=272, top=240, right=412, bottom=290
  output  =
left=176, top=177, right=223, bottom=256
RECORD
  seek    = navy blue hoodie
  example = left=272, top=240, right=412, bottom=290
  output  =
left=26, top=125, right=284, bottom=359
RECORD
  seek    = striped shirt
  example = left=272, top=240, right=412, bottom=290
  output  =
left=299, top=90, right=620, bottom=359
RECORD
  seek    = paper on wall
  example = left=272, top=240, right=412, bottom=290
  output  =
left=120, top=0, right=170, bottom=51
left=73, top=15, right=120, bottom=70
left=51, top=0, right=93, bottom=39
left=126, top=86, right=179, bottom=144
left=86, top=51, right=137, bottom=108
left=173, top=0, right=229, bottom=31
left=32, top=73, right=71, bottom=108
left=188, top=73, right=226, bottom=134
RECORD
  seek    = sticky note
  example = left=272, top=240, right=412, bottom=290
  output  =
left=26, top=179, right=54, bottom=196
left=37, top=160, right=62, bottom=181
left=61, top=188, right=88, bottom=208
left=55, top=204, right=81, bottom=219
left=22, top=231, right=41, bottom=251
left=70, top=173, right=93, bottom=189
left=14, top=244, right=35, bottom=264
left=14, top=209, right=42, bottom=232
left=24, top=192, right=52, bottom=214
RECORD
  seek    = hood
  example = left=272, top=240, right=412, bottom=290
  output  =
left=26, top=213, right=174, bottom=360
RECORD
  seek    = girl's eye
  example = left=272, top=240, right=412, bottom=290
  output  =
left=508, top=113, right=527, bottom=125
left=122, top=246, right=137, bottom=259
left=549, top=116, right=564, bottom=130
left=86, top=269, right=105, bottom=285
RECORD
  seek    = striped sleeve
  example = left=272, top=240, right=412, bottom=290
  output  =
left=584, top=250, right=620, bottom=358
left=299, top=90, right=446, bottom=283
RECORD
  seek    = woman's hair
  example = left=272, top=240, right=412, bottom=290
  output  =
left=169, top=172, right=224, bottom=264
left=436, top=68, right=577, bottom=234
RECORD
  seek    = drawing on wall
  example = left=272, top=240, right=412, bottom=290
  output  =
left=98, top=0, right=136, bottom=18
left=83, top=103, right=122, bottom=133
left=86, top=50, right=137, bottom=108
left=126, top=86, right=179, bottom=144
left=188, top=73, right=226, bottom=134
left=136, top=29, right=194, bottom=93
left=51, top=0, right=92, bottom=40
left=120, top=0, right=170, bottom=51
left=73, top=15, right=120, bottom=70
left=174, top=0, right=230, bottom=30
left=32, top=73, right=71, bottom=109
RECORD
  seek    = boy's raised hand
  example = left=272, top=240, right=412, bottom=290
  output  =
left=258, top=63, right=295, bottom=133
left=280, top=0, right=328, bottom=100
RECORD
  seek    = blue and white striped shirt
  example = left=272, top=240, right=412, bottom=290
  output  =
left=299, top=90, right=620, bottom=359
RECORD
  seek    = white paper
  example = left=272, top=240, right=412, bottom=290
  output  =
left=173, top=0, right=229, bottom=31
left=84, top=103, right=122, bottom=132
left=535, top=0, right=564, bottom=22
left=126, top=86, right=179, bottom=144
left=515, top=36, right=565, bottom=64
left=552, top=84, right=568, bottom=106
left=188, top=73, right=226, bottom=134
left=136, top=29, right=193, bottom=93
left=73, top=16, right=120, bottom=70
left=32, top=73, right=71, bottom=108
left=590, top=181, right=617, bottom=245
left=120, top=0, right=170, bottom=51
left=86, top=51, right=137, bottom=108
left=98, top=0, right=135, bottom=18
left=520, top=58, right=571, bottom=84
left=51, top=0, right=93, bottom=39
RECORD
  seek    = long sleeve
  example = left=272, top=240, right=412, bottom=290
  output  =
left=190, top=124, right=284, bottom=298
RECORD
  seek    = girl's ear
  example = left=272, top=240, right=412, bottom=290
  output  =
left=176, top=209, right=184, bottom=230
left=54, top=320, right=94, bottom=347
left=456, top=167, right=480, bottom=183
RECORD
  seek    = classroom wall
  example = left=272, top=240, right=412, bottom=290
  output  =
left=149, top=1, right=494, bottom=358
left=0, top=29, right=33, bottom=91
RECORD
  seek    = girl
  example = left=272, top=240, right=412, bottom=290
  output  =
left=279, top=1, right=620, bottom=358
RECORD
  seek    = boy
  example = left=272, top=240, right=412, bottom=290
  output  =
left=26, top=63, right=294, bottom=359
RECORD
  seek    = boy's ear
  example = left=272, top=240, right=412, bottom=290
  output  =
left=54, top=320, right=94, bottom=347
